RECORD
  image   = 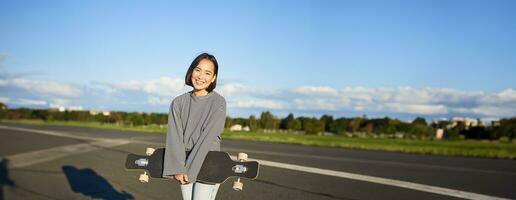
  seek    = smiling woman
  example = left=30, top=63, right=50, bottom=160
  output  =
left=163, top=53, right=226, bottom=200
left=184, top=53, right=219, bottom=97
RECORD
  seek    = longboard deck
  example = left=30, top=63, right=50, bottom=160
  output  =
left=125, top=149, right=259, bottom=184
left=125, top=148, right=165, bottom=178
left=197, top=151, right=259, bottom=184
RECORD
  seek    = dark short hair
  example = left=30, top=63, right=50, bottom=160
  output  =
left=185, top=53, right=219, bottom=92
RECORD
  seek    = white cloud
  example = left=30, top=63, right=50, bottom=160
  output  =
left=293, top=98, right=339, bottom=111
left=480, top=89, right=516, bottom=104
left=217, top=83, right=279, bottom=98
left=2, top=73, right=514, bottom=119
left=218, top=82, right=286, bottom=111
left=0, top=97, right=8, bottom=103
left=219, top=85, right=516, bottom=118
left=49, top=98, right=70, bottom=107
left=88, top=82, right=119, bottom=95
left=292, top=86, right=338, bottom=97
left=218, top=83, right=249, bottom=97
left=458, top=89, right=516, bottom=117
left=6, top=78, right=82, bottom=97
left=289, top=88, right=450, bottom=114
left=497, top=89, right=516, bottom=101
left=336, top=86, right=481, bottom=105
left=287, top=86, right=515, bottom=117
left=143, top=77, right=186, bottom=97
left=107, top=76, right=188, bottom=97
left=147, top=96, right=172, bottom=105
left=17, top=98, right=47, bottom=106
left=48, top=98, right=83, bottom=111
left=386, top=103, right=448, bottom=115
left=230, top=99, right=286, bottom=109
left=110, top=80, right=144, bottom=90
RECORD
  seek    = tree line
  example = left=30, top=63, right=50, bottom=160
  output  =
left=0, top=104, right=168, bottom=127
left=227, top=111, right=515, bottom=141
left=1, top=102, right=514, bottom=141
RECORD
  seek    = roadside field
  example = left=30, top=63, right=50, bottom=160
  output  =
left=3, top=119, right=515, bottom=159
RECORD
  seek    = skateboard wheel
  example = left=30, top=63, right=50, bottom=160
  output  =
left=146, top=148, right=156, bottom=156
left=237, top=153, right=248, bottom=161
left=139, top=173, right=149, bottom=183
left=232, top=180, right=243, bottom=191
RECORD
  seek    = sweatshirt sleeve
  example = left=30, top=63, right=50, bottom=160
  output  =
left=185, top=98, right=226, bottom=181
left=162, top=100, right=187, bottom=177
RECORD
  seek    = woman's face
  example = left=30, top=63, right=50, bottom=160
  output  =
left=191, top=58, right=216, bottom=92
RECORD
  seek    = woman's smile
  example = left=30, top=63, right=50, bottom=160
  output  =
left=191, top=58, right=216, bottom=95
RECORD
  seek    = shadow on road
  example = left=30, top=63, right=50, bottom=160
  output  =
left=62, top=165, right=133, bottom=200
left=0, top=158, right=15, bottom=200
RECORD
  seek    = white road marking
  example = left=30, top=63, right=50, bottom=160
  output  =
left=223, top=147, right=516, bottom=176
left=0, top=125, right=99, bottom=141
left=6, top=139, right=130, bottom=168
left=231, top=155, right=511, bottom=200
left=0, top=125, right=131, bottom=168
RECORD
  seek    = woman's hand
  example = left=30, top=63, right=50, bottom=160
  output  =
left=174, top=174, right=189, bottom=185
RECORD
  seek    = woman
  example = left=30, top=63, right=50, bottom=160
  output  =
left=163, top=53, right=226, bottom=200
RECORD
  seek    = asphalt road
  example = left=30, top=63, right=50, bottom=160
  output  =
left=0, top=122, right=515, bottom=200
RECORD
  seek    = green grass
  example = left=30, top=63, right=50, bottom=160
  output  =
left=3, top=119, right=516, bottom=159
left=1, top=119, right=166, bottom=133
left=222, top=131, right=516, bottom=159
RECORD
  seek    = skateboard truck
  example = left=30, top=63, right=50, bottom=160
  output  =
left=134, top=147, right=155, bottom=167
left=135, top=158, right=149, bottom=167
left=232, top=152, right=249, bottom=191
left=137, top=148, right=156, bottom=183
left=232, top=165, right=248, bottom=173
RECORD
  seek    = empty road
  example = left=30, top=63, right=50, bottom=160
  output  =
left=1, top=122, right=515, bottom=200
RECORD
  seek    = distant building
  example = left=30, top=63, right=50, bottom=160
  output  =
left=450, top=117, right=480, bottom=128
left=58, top=106, right=66, bottom=112
left=436, top=117, right=498, bottom=129
left=230, top=124, right=243, bottom=131
left=435, top=128, right=446, bottom=139
left=89, top=110, right=111, bottom=116
left=229, top=124, right=250, bottom=132
left=465, top=119, right=479, bottom=127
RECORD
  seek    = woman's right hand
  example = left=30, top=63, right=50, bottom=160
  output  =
left=174, top=174, right=189, bottom=185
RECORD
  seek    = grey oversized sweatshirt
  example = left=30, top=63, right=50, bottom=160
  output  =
left=162, top=91, right=226, bottom=182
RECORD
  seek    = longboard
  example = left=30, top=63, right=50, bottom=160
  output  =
left=125, top=148, right=259, bottom=191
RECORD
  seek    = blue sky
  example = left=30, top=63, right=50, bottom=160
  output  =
left=1, top=0, right=515, bottom=121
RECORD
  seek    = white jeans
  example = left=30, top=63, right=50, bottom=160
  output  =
left=180, top=182, right=220, bottom=200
